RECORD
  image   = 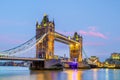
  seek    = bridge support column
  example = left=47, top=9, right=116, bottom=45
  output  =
left=45, top=32, right=54, bottom=59
left=36, top=15, right=55, bottom=60
left=69, top=32, right=83, bottom=62
left=30, top=61, right=45, bottom=70
left=78, top=38, right=82, bottom=62
left=69, top=43, right=82, bottom=62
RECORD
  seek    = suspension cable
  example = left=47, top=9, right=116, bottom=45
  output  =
left=0, top=33, right=48, bottom=56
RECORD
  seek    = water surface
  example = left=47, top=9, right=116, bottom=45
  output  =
left=0, top=66, right=120, bottom=80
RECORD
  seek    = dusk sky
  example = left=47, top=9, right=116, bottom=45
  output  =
left=0, top=0, right=120, bottom=61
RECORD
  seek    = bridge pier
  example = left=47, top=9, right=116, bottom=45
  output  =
left=63, top=62, right=90, bottom=69
left=30, top=61, right=45, bottom=70
left=30, top=59, right=63, bottom=70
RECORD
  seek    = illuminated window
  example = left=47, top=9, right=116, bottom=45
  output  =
left=44, top=23, right=47, bottom=27
left=37, top=25, right=41, bottom=28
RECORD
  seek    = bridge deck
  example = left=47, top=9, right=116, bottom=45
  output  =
left=0, top=57, right=45, bottom=61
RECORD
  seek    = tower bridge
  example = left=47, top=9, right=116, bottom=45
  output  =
left=0, top=14, right=89, bottom=70
left=36, top=15, right=82, bottom=62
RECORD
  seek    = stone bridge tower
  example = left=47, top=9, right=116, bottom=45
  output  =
left=36, top=14, right=55, bottom=59
left=69, top=32, right=83, bottom=62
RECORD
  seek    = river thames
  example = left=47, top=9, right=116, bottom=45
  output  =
left=0, top=66, right=120, bottom=80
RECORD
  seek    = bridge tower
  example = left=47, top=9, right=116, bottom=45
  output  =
left=69, top=32, right=83, bottom=62
left=36, top=14, right=55, bottom=59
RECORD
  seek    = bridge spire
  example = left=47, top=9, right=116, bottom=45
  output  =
left=41, top=14, right=49, bottom=24
left=53, top=19, right=55, bottom=26
left=73, top=32, right=79, bottom=41
left=36, top=20, right=39, bottom=27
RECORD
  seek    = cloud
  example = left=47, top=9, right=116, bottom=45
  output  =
left=79, top=27, right=107, bottom=39
left=57, top=26, right=108, bottom=39
left=79, top=30, right=107, bottom=39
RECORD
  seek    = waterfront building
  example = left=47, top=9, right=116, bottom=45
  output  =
left=111, top=53, right=120, bottom=60
left=89, top=56, right=99, bottom=62
left=104, top=52, right=120, bottom=68
left=88, top=56, right=100, bottom=66
left=97, top=62, right=104, bottom=67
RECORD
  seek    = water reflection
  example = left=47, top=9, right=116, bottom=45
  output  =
left=113, top=69, right=120, bottom=80
left=30, top=69, right=83, bottom=80
left=72, top=70, right=78, bottom=80
left=64, top=69, right=83, bottom=80
left=30, top=71, right=53, bottom=80
left=93, top=69, right=98, bottom=80
left=1, top=67, right=120, bottom=80
left=105, top=69, right=109, bottom=80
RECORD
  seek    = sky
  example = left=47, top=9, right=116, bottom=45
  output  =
left=0, top=0, right=120, bottom=61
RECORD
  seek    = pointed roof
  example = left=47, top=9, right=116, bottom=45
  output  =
left=41, top=14, right=49, bottom=24
left=53, top=19, right=55, bottom=26
left=36, top=21, right=39, bottom=27
left=73, top=32, right=80, bottom=41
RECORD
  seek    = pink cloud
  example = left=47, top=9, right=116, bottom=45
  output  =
left=82, top=27, right=107, bottom=39
left=80, top=31, right=107, bottom=39
left=57, top=26, right=108, bottom=39
left=79, top=30, right=87, bottom=35
left=79, top=31, right=107, bottom=39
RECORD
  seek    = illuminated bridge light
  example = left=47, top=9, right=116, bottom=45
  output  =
left=68, top=36, right=71, bottom=40
left=44, top=13, right=47, bottom=16
left=75, top=43, right=79, bottom=46
left=69, top=62, right=78, bottom=69
left=70, top=44, right=74, bottom=47
left=37, top=25, right=41, bottom=29
left=44, top=23, right=47, bottom=27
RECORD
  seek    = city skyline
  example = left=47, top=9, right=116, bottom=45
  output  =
left=0, top=0, right=120, bottom=61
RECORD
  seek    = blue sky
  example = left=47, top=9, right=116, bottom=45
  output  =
left=0, top=0, right=120, bottom=61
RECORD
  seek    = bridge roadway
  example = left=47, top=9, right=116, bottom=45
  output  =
left=0, top=57, right=45, bottom=61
